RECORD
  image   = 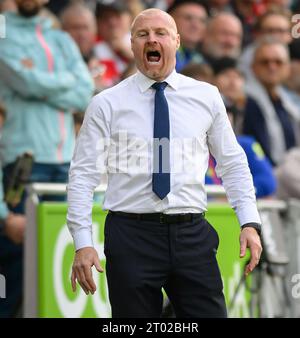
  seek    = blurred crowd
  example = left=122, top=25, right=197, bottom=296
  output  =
left=1, top=0, right=300, bottom=318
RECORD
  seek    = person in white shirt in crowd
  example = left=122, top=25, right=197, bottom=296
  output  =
left=243, top=38, right=300, bottom=167
left=67, top=8, right=262, bottom=318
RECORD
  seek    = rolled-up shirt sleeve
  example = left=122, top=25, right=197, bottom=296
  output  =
left=207, top=86, right=261, bottom=226
left=67, top=95, right=110, bottom=250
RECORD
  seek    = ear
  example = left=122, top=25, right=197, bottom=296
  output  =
left=176, top=34, right=180, bottom=50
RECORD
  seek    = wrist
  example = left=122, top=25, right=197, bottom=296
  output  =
left=241, top=222, right=262, bottom=236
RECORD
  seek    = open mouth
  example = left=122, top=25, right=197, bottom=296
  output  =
left=146, top=51, right=161, bottom=63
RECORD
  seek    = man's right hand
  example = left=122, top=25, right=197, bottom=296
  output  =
left=71, top=247, right=104, bottom=295
left=4, top=213, right=26, bottom=244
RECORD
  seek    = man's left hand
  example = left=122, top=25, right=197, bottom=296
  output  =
left=240, top=227, right=262, bottom=276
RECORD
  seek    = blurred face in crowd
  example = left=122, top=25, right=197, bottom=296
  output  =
left=259, top=14, right=292, bottom=44
left=171, top=3, right=207, bottom=50
left=265, top=0, right=290, bottom=8
left=0, top=0, right=17, bottom=12
left=203, top=14, right=242, bottom=59
left=15, top=0, right=48, bottom=17
left=234, top=0, right=256, bottom=17
left=62, top=8, right=97, bottom=58
left=252, top=43, right=290, bottom=89
left=214, top=68, right=244, bottom=102
left=131, top=9, right=180, bottom=81
left=97, top=9, right=130, bottom=41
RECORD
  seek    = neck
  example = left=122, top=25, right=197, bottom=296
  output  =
left=265, top=85, right=279, bottom=100
left=141, top=68, right=175, bottom=83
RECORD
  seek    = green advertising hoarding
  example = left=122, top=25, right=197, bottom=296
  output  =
left=37, top=202, right=251, bottom=318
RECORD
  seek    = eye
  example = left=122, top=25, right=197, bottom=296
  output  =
left=137, top=31, right=147, bottom=37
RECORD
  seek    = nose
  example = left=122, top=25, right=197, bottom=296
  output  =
left=147, top=31, right=158, bottom=44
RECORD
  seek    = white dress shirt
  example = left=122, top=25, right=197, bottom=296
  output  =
left=67, top=69, right=261, bottom=250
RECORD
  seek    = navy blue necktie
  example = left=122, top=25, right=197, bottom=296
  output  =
left=152, top=82, right=170, bottom=200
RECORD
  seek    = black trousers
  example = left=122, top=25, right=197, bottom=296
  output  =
left=104, top=212, right=227, bottom=318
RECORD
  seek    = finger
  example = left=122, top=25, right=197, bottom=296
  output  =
left=78, top=280, right=90, bottom=295
left=83, top=265, right=96, bottom=294
left=245, top=248, right=260, bottom=275
left=94, top=258, right=104, bottom=273
left=76, top=266, right=91, bottom=295
left=240, top=237, right=247, bottom=258
left=71, top=269, right=77, bottom=292
left=245, top=263, right=252, bottom=276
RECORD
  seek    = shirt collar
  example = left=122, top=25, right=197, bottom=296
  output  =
left=135, top=69, right=179, bottom=93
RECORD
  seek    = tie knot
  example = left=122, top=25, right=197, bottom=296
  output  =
left=152, top=82, right=168, bottom=91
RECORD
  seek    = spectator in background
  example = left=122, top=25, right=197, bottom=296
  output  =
left=0, top=0, right=94, bottom=317
left=212, top=57, right=246, bottom=134
left=45, top=0, right=70, bottom=14
left=264, top=0, right=292, bottom=11
left=142, top=0, right=174, bottom=11
left=60, top=2, right=105, bottom=92
left=275, top=147, right=300, bottom=200
left=283, top=39, right=300, bottom=108
left=167, top=0, right=208, bottom=71
left=0, top=103, right=27, bottom=318
left=206, top=0, right=233, bottom=16
left=202, top=13, right=243, bottom=65
left=239, top=7, right=292, bottom=79
left=231, top=0, right=265, bottom=47
left=0, top=0, right=16, bottom=12
left=243, top=38, right=299, bottom=167
left=94, top=0, right=134, bottom=87
left=61, top=2, right=97, bottom=64
left=126, top=0, right=145, bottom=18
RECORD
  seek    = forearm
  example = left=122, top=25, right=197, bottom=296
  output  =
left=0, top=58, right=76, bottom=99
left=218, top=155, right=261, bottom=225
left=67, top=177, right=95, bottom=250
left=47, top=78, right=94, bottom=112
left=66, top=96, right=110, bottom=250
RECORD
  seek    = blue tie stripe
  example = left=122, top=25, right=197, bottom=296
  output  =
left=152, top=82, right=171, bottom=200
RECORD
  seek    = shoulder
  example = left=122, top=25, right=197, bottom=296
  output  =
left=48, top=29, right=75, bottom=45
left=176, top=73, right=220, bottom=104
left=177, top=73, right=216, bottom=91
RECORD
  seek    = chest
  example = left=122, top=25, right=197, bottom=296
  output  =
left=110, top=90, right=213, bottom=142
left=11, top=29, right=69, bottom=72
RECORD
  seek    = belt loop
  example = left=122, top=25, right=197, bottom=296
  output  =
left=160, top=213, right=164, bottom=224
